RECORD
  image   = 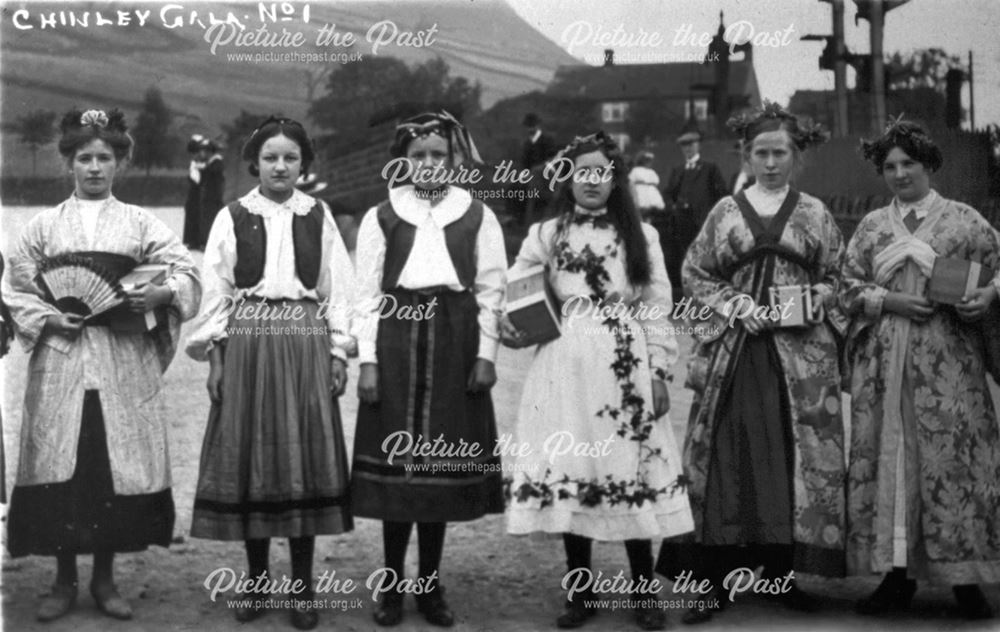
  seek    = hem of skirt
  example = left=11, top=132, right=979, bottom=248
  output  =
left=847, top=550, right=1000, bottom=584
left=350, top=479, right=504, bottom=523
left=6, top=539, right=172, bottom=558
left=190, top=514, right=354, bottom=541
left=506, top=505, right=695, bottom=541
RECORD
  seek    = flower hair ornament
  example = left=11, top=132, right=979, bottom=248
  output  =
left=392, top=110, right=483, bottom=163
left=727, top=100, right=829, bottom=150
left=860, top=114, right=941, bottom=171
left=60, top=108, right=128, bottom=135
left=551, top=130, right=624, bottom=164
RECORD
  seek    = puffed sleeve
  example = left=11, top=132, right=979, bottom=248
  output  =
left=2, top=212, right=65, bottom=352
left=316, top=203, right=357, bottom=361
left=473, top=204, right=507, bottom=363
left=350, top=206, right=385, bottom=365
left=184, top=208, right=236, bottom=361
left=507, top=220, right=552, bottom=277
left=640, top=223, right=679, bottom=376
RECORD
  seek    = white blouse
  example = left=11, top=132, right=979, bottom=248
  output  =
left=351, top=185, right=507, bottom=365
left=184, top=187, right=356, bottom=361
left=744, top=182, right=790, bottom=217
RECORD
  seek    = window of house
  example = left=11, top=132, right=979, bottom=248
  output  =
left=602, top=102, right=628, bottom=123
left=684, top=98, right=709, bottom=121
left=609, top=133, right=630, bottom=151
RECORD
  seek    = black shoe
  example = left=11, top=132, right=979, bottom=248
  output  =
left=556, top=598, right=597, bottom=628
left=416, top=587, right=455, bottom=627
left=777, top=584, right=821, bottom=612
left=856, top=572, right=916, bottom=615
left=233, top=598, right=268, bottom=623
left=953, top=585, right=995, bottom=620
left=290, top=604, right=319, bottom=630
left=373, top=592, right=404, bottom=627
left=635, top=604, right=667, bottom=630
left=681, top=588, right=724, bottom=625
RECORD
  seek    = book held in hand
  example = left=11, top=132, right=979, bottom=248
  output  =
left=118, top=263, right=169, bottom=291
left=506, top=265, right=561, bottom=346
left=768, top=284, right=814, bottom=328
left=927, top=258, right=994, bottom=305
left=110, top=263, right=171, bottom=333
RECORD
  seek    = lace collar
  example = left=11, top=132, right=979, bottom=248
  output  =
left=240, top=187, right=315, bottom=217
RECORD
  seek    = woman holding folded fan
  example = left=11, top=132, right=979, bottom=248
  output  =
left=350, top=111, right=506, bottom=628
left=841, top=119, right=1000, bottom=620
left=3, top=108, right=200, bottom=622
left=656, top=102, right=848, bottom=624
left=184, top=116, right=355, bottom=630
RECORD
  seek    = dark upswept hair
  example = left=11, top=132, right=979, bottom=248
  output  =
left=58, top=108, right=133, bottom=161
left=861, top=117, right=943, bottom=174
left=241, top=116, right=315, bottom=177
left=546, top=131, right=651, bottom=287
left=727, top=101, right=829, bottom=153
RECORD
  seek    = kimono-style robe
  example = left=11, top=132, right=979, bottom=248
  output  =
left=3, top=196, right=201, bottom=495
left=670, top=190, right=848, bottom=576
left=841, top=192, right=1000, bottom=584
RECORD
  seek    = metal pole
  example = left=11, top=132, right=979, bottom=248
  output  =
left=969, top=50, right=975, bottom=130
left=870, top=0, right=886, bottom=132
left=832, top=0, right=848, bottom=136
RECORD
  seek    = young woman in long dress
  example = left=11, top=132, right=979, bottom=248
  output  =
left=843, top=120, right=1000, bottom=620
left=503, top=132, right=693, bottom=631
left=185, top=117, right=354, bottom=630
left=4, top=108, right=200, bottom=622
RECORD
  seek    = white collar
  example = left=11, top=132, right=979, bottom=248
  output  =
left=573, top=204, right=607, bottom=217
left=389, top=185, right=473, bottom=227
left=240, top=187, right=315, bottom=217
left=686, top=154, right=700, bottom=166
left=893, top=189, right=938, bottom=220
left=747, top=182, right=789, bottom=199
left=531, top=129, right=542, bottom=143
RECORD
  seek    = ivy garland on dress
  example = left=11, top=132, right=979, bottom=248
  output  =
left=506, top=216, right=685, bottom=509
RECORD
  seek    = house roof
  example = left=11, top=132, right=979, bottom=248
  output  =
left=547, top=60, right=760, bottom=104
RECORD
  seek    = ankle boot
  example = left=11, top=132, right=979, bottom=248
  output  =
left=856, top=570, right=916, bottom=615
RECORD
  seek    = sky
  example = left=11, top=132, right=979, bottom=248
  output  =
left=506, top=0, right=1000, bottom=129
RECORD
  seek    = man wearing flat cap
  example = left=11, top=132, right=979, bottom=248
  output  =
left=662, top=121, right=727, bottom=294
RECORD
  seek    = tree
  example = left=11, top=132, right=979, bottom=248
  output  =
left=14, top=109, right=57, bottom=176
left=308, top=56, right=482, bottom=148
left=885, top=48, right=965, bottom=92
left=223, top=109, right=271, bottom=153
left=132, top=87, right=173, bottom=175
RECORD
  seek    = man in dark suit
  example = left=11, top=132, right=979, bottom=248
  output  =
left=662, top=122, right=728, bottom=294
left=519, top=113, right=558, bottom=226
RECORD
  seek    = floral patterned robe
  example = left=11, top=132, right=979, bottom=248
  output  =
left=673, top=190, right=848, bottom=576
left=841, top=193, right=1000, bottom=584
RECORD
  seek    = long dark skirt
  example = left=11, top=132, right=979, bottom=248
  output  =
left=190, top=299, right=353, bottom=540
left=351, top=289, right=504, bottom=522
left=183, top=180, right=202, bottom=248
left=7, top=391, right=175, bottom=557
left=657, top=332, right=795, bottom=581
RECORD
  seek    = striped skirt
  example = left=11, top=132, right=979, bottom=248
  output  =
left=191, top=299, right=352, bottom=540
left=351, top=288, right=504, bottom=522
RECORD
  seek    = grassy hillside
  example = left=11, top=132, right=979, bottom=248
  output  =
left=0, top=0, right=576, bottom=177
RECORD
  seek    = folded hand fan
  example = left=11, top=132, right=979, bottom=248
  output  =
left=37, top=253, right=126, bottom=318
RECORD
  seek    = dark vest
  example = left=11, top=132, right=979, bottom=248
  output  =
left=377, top=198, right=483, bottom=291
left=230, top=200, right=325, bottom=289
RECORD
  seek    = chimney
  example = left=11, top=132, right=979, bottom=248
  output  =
left=604, top=49, right=614, bottom=66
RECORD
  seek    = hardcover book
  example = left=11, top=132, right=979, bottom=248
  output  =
left=506, top=265, right=561, bottom=346
left=768, top=284, right=814, bottom=328
left=927, top=258, right=993, bottom=305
